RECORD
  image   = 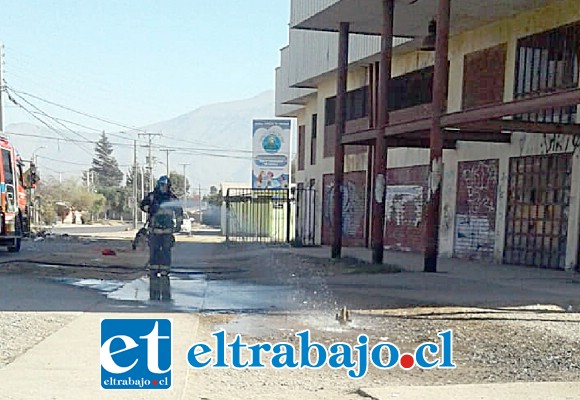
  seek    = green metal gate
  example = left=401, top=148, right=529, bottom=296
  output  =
left=225, top=188, right=292, bottom=244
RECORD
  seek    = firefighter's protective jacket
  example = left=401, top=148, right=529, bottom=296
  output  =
left=140, top=189, right=183, bottom=234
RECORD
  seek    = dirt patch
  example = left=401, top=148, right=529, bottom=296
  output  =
left=0, top=236, right=148, bottom=280
left=0, top=312, right=78, bottom=368
left=190, top=306, right=580, bottom=398
left=196, top=248, right=402, bottom=283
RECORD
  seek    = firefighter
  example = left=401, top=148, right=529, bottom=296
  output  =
left=140, top=175, right=183, bottom=301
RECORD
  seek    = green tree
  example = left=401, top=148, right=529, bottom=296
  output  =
left=126, top=164, right=151, bottom=193
left=35, top=177, right=107, bottom=224
left=91, top=132, right=124, bottom=188
left=90, top=132, right=126, bottom=218
left=203, top=184, right=223, bottom=207
left=169, top=171, right=190, bottom=198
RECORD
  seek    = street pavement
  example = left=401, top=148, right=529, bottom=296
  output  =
left=1, top=308, right=579, bottom=399
left=3, top=230, right=580, bottom=398
left=49, top=222, right=133, bottom=235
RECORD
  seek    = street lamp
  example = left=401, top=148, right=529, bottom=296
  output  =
left=32, top=146, right=46, bottom=165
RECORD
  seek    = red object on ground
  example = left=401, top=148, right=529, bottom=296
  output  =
left=101, top=249, right=117, bottom=256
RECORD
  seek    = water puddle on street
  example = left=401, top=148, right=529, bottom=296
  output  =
left=57, top=272, right=298, bottom=313
left=216, top=311, right=371, bottom=339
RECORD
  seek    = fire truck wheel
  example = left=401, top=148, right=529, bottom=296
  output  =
left=8, top=216, right=22, bottom=253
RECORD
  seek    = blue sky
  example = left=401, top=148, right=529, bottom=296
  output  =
left=0, top=0, right=290, bottom=130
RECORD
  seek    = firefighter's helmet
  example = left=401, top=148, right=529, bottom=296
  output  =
left=156, top=175, right=171, bottom=193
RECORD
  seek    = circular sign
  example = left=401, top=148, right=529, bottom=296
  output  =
left=262, top=134, right=282, bottom=154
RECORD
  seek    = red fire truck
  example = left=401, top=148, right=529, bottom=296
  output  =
left=0, top=136, right=34, bottom=252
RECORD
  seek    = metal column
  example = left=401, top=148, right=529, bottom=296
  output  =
left=371, top=0, right=394, bottom=264
left=331, top=22, right=350, bottom=259
left=424, top=0, right=451, bottom=272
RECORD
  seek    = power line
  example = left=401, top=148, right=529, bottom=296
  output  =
left=6, top=85, right=259, bottom=156
left=10, top=85, right=254, bottom=154
left=161, top=133, right=252, bottom=153
left=36, top=155, right=90, bottom=166
left=139, top=132, right=161, bottom=191
left=7, top=89, right=94, bottom=150
left=37, top=154, right=131, bottom=168
left=6, top=86, right=146, bottom=135
left=6, top=131, right=134, bottom=148
left=6, top=131, right=256, bottom=160
left=5, top=91, right=94, bottom=156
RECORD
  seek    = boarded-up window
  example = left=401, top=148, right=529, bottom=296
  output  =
left=463, top=44, right=507, bottom=109
left=297, top=125, right=305, bottom=171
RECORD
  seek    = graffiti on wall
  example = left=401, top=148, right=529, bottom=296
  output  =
left=454, top=159, right=499, bottom=260
left=455, top=215, right=495, bottom=255
left=385, top=186, right=423, bottom=227
left=540, top=134, right=580, bottom=155
left=321, top=172, right=366, bottom=246
left=384, top=165, right=429, bottom=253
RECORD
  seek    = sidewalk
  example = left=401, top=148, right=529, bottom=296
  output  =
left=0, top=312, right=199, bottom=400
left=284, top=246, right=580, bottom=309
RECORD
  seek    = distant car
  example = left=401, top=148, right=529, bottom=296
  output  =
left=180, top=211, right=192, bottom=234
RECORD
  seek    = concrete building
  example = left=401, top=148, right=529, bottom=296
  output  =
left=276, top=0, right=580, bottom=270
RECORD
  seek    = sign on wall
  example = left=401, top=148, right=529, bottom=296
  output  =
left=252, top=119, right=291, bottom=189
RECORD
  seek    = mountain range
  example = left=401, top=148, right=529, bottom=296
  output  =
left=5, top=90, right=280, bottom=192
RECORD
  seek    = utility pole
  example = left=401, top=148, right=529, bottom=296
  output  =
left=140, top=166, right=146, bottom=222
left=160, top=149, right=175, bottom=176
left=138, top=132, right=161, bottom=192
left=179, top=163, right=190, bottom=206
left=132, top=140, right=138, bottom=229
left=0, top=41, right=4, bottom=134
left=198, top=183, right=202, bottom=224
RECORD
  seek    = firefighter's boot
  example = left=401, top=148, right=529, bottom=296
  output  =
left=159, top=265, right=171, bottom=302
left=149, top=267, right=161, bottom=301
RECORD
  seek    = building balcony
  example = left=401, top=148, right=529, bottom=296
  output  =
left=291, top=0, right=560, bottom=37
left=275, top=45, right=316, bottom=117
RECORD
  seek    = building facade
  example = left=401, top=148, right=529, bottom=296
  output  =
left=276, top=0, right=580, bottom=270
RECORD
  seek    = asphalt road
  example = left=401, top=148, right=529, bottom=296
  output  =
left=49, top=223, right=133, bottom=235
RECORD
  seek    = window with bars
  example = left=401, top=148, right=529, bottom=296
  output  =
left=514, top=22, right=580, bottom=124
left=504, top=153, right=572, bottom=269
